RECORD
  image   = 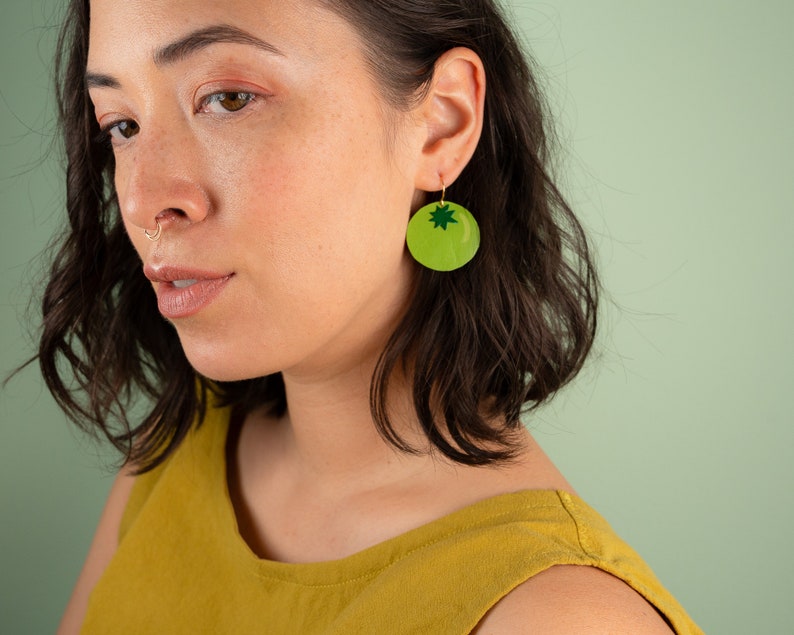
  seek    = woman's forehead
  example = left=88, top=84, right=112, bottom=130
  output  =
left=87, top=0, right=362, bottom=66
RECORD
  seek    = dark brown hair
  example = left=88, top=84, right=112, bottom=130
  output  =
left=38, top=0, right=598, bottom=471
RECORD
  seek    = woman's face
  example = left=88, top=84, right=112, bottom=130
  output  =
left=87, top=0, right=426, bottom=381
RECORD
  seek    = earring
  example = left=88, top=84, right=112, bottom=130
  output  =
left=405, top=179, right=480, bottom=271
left=144, top=220, right=162, bottom=241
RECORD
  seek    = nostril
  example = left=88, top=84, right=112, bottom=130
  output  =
left=155, top=208, right=188, bottom=225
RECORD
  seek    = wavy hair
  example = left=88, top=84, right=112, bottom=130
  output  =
left=38, top=0, right=598, bottom=472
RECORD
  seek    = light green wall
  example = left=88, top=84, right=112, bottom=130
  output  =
left=1, top=1, right=791, bottom=632
left=1, top=2, right=117, bottom=634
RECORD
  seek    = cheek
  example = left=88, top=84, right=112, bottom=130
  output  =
left=120, top=212, right=148, bottom=259
left=223, top=114, right=411, bottom=271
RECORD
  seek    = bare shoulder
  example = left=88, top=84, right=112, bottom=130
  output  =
left=57, top=468, right=137, bottom=635
left=472, top=565, right=675, bottom=634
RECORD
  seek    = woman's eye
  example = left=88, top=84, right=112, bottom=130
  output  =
left=102, top=120, right=140, bottom=143
left=200, top=92, right=256, bottom=114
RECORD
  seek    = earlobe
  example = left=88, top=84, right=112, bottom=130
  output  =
left=415, top=47, right=486, bottom=191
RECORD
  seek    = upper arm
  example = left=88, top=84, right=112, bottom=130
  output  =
left=56, top=468, right=137, bottom=635
left=472, top=565, right=675, bottom=635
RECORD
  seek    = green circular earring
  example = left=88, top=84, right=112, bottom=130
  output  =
left=405, top=180, right=480, bottom=272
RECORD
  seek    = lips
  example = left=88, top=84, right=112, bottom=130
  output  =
left=144, top=265, right=233, bottom=319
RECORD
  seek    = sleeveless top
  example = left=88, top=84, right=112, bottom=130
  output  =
left=81, top=406, right=703, bottom=634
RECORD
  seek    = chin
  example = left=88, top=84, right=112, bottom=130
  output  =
left=179, top=340, right=277, bottom=384
left=193, top=365, right=263, bottom=384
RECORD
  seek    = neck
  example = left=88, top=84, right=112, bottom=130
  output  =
left=230, top=355, right=571, bottom=564
left=261, top=359, right=432, bottom=494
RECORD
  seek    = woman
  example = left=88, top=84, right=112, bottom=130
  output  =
left=41, top=0, right=702, bottom=632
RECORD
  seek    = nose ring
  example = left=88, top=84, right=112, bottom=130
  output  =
left=144, top=220, right=162, bottom=241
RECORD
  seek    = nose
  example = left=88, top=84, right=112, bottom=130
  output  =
left=115, top=123, right=210, bottom=234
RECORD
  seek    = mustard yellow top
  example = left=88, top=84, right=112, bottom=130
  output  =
left=82, top=406, right=702, bottom=634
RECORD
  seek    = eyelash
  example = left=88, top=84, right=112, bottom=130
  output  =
left=97, top=90, right=259, bottom=145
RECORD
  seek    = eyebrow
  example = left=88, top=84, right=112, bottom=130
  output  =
left=86, top=24, right=284, bottom=90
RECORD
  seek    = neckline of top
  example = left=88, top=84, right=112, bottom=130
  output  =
left=204, top=403, right=583, bottom=585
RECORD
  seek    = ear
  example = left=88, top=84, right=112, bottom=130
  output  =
left=414, top=47, right=486, bottom=193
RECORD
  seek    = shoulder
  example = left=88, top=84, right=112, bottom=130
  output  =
left=471, top=565, right=675, bottom=634
left=57, top=469, right=137, bottom=635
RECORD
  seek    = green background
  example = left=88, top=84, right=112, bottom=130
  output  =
left=2, top=1, right=792, bottom=632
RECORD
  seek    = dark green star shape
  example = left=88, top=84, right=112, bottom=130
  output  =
left=429, top=203, right=458, bottom=230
